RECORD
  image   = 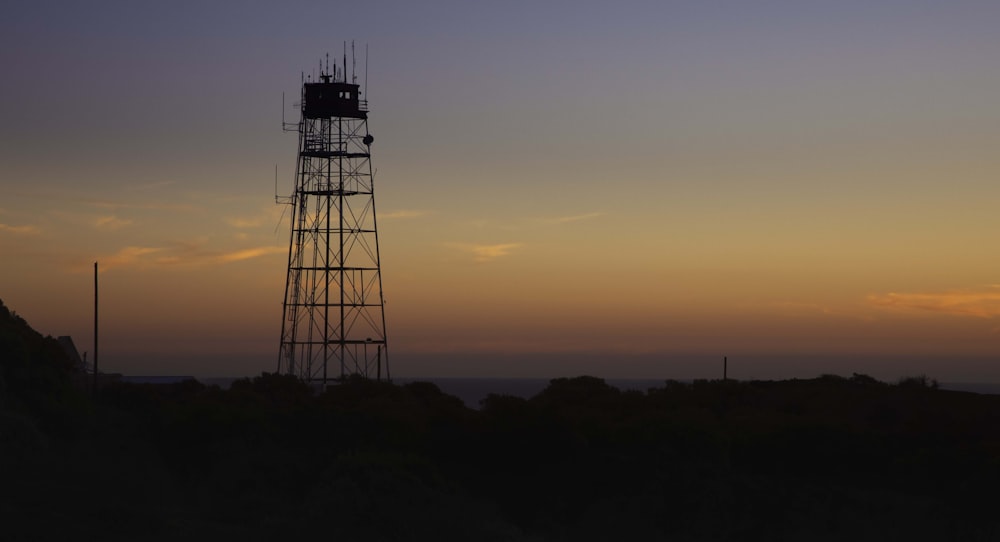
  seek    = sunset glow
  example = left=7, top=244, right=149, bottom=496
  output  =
left=2, top=1, right=1000, bottom=380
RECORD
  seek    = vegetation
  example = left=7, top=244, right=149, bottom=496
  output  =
left=2, top=299, right=999, bottom=540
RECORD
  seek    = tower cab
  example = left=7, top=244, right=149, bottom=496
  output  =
left=303, top=74, right=367, bottom=119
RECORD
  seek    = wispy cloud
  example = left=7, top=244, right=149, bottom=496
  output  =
left=771, top=301, right=875, bottom=322
left=225, top=207, right=285, bottom=229
left=541, top=212, right=606, bottom=225
left=97, top=242, right=284, bottom=270
left=225, top=217, right=266, bottom=228
left=7, top=190, right=197, bottom=212
left=88, top=199, right=198, bottom=212
left=869, top=287, right=1000, bottom=318
left=155, top=241, right=286, bottom=266
left=215, top=246, right=286, bottom=263
left=94, top=215, right=133, bottom=231
left=101, top=246, right=165, bottom=270
left=381, top=209, right=432, bottom=220
left=0, top=223, right=41, bottom=235
left=447, top=242, right=522, bottom=262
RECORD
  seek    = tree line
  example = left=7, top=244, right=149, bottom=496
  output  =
left=2, top=299, right=998, bottom=541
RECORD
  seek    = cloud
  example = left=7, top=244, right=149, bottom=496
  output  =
left=541, top=212, right=605, bottom=225
left=447, top=242, right=522, bottom=262
left=381, top=209, right=432, bottom=220
left=101, top=246, right=165, bottom=270
left=87, top=199, right=198, bottom=212
left=215, top=246, right=286, bottom=263
left=225, top=217, right=266, bottom=228
left=154, top=241, right=286, bottom=266
left=0, top=223, right=40, bottom=235
left=225, top=207, right=286, bottom=229
left=94, top=216, right=133, bottom=230
left=869, top=287, right=1000, bottom=318
left=6, top=190, right=197, bottom=212
left=771, top=301, right=876, bottom=322
left=97, top=243, right=285, bottom=270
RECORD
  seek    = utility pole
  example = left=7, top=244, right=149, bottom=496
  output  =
left=93, top=261, right=99, bottom=396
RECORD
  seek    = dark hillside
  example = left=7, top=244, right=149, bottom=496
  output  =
left=1, top=301, right=999, bottom=540
left=0, top=299, right=76, bottom=400
left=0, top=299, right=88, bottom=438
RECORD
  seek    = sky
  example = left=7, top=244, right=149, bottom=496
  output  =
left=2, top=1, right=1000, bottom=381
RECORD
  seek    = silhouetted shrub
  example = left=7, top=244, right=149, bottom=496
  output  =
left=898, top=374, right=939, bottom=390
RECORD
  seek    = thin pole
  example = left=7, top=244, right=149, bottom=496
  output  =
left=93, top=261, right=99, bottom=396
left=723, top=356, right=727, bottom=381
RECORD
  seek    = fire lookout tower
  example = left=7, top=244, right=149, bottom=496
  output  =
left=278, top=53, right=389, bottom=383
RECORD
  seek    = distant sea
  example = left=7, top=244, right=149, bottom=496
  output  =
left=190, top=377, right=1000, bottom=409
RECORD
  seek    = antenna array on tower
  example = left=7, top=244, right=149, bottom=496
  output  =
left=277, top=46, right=389, bottom=384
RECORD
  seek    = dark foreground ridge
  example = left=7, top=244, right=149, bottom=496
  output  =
left=2, top=300, right=999, bottom=541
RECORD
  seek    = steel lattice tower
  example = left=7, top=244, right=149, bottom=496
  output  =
left=278, top=55, right=389, bottom=383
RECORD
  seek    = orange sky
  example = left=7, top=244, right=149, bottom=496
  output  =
left=3, top=2, right=1000, bottom=380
